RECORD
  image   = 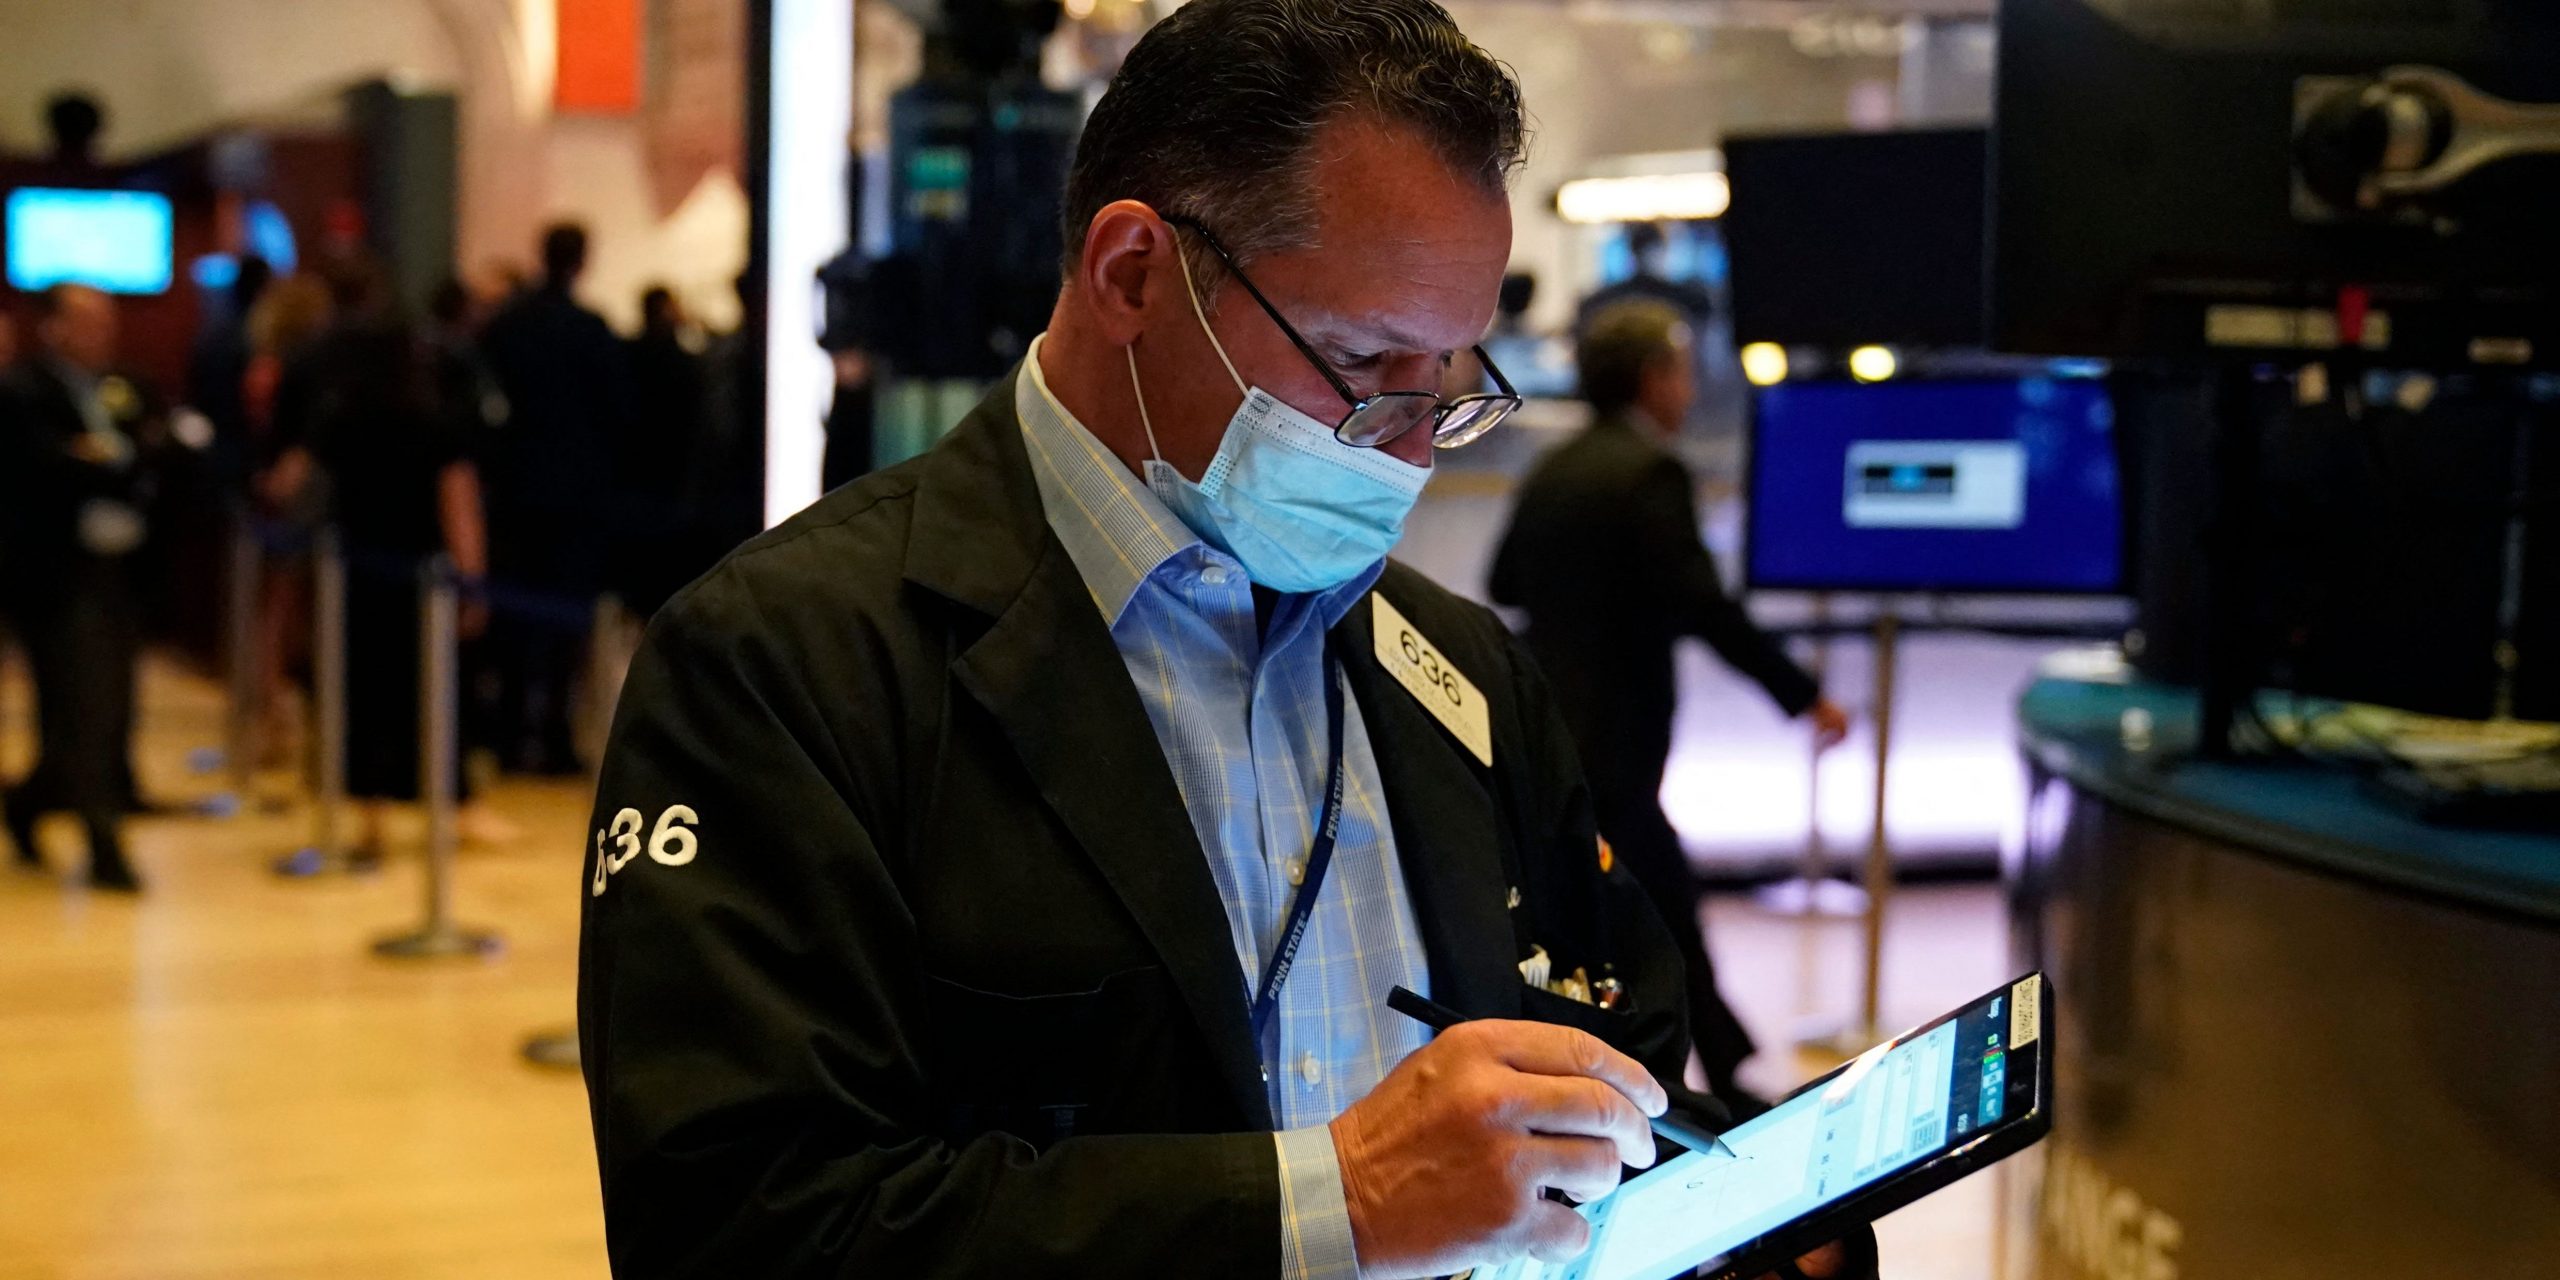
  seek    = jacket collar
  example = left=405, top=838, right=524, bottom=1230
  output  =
left=1329, top=593, right=1525, bottom=1023
left=908, top=373, right=1273, bottom=1128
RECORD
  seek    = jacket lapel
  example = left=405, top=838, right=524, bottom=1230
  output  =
left=908, top=376, right=1273, bottom=1130
left=1333, top=595, right=1523, bottom=1023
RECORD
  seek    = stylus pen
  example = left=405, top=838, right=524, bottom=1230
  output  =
left=1386, top=985, right=1739, bottom=1160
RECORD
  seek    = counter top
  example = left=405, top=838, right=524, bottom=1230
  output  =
left=2016, top=678, right=2560, bottom=924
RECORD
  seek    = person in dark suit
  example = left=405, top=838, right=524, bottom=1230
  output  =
left=476, top=223, right=632, bottom=774
left=607, top=285, right=707, bottom=621
left=1492, top=298, right=1850, bottom=1102
left=0, top=284, right=159, bottom=891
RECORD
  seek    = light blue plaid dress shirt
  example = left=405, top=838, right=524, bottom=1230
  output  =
left=1016, top=339, right=1432, bottom=1280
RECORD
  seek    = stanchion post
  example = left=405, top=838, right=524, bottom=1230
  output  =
left=223, top=511, right=262, bottom=802
left=313, top=530, right=347, bottom=862
left=374, top=556, right=501, bottom=960
left=1853, top=611, right=1901, bottom=1042
left=276, top=531, right=355, bottom=877
left=1793, top=607, right=1902, bottom=1062
left=1756, top=594, right=1865, bottom=922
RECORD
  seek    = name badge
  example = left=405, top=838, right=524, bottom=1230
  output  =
left=1372, top=595, right=1492, bottom=766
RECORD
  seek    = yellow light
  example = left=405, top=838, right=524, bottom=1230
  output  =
left=1555, top=172, right=1731, bottom=224
left=1849, top=345, right=1899, bottom=383
left=1740, top=342, right=1790, bottom=387
left=1063, top=0, right=1096, bottom=17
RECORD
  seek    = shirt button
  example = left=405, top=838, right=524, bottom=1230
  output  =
left=1200, top=564, right=1230, bottom=586
left=1299, top=1053, right=1323, bottom=1086
left=1286, top=858, right=1305, bottom=886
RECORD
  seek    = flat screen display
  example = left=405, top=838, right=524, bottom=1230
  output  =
left=1474, top=978, right=2042, bottom=1280
left=1746, top=377, right=2123, bottom=593
left=1722, top=128, right=1987, bottom=349
left=5, top=188, right=175, bottom=295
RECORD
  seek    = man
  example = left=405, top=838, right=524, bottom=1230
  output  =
left=1574, top=223, right=1715, bottom=341
left=1492, top=300, right=1851, bottom=1103
left=477, top=223, right=631, bottom=773
left=0, top=285, right=155, bottom=891
left=612, top=285, right=706, bottom=619
left=580, top=4, right=1872, bottom=1278
left=187, top=254, right=272, bottom=499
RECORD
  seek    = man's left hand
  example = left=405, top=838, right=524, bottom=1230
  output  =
left=1806, top=699, right=1853, bottom=753
left=1751, top=1230, right=1881, bottom=1280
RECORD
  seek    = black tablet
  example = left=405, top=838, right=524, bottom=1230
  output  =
left=1471, top=973, right=2053, bottom=1280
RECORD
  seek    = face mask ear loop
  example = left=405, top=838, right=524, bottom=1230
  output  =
left=1126, top=345, right=1167, bottom=464
left=1173, top=241, right=1249, bottom=396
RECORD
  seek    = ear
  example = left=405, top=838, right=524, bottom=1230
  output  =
left=1074, top=200, right=1177, bottom=348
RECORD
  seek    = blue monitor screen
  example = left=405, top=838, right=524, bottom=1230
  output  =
left=1746, top=376, right=2122, bottom=593
left=6, top=188, right=175, bottom=295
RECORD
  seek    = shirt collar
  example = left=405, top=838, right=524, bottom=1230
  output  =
left=1016, top=334, right=1202, bottom=627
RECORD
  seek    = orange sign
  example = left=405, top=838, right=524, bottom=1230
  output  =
left=558, top=0, right=642, bottom=115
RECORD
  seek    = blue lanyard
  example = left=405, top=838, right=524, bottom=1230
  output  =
left=1248, top=647, right=1349, bottom=1043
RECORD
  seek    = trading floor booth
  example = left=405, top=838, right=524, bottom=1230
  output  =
left=2006, top=682, right=2559, bottom=1277
left=1977, top=2, right=2560, bottom=1275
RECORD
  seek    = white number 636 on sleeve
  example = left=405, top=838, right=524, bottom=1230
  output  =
left=591, top=804, right=700, bottom=896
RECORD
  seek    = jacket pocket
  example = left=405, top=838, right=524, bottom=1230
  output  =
left=1516, top=982, right=1648, bottom=1057
left=920, top=963, right=1178, bottom=1148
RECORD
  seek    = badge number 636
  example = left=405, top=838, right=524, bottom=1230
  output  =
left=1398, top=628, right=1464, bottom=708
left=591, top=804, right=700, bottom=896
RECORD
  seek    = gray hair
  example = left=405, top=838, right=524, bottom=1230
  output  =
left=1577, top=298, right=1688, bottom=415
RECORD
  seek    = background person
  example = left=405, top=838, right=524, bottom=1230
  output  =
left=1492, top=298, right=1851, bottom=1103
left=476, top=223, right=631, bottom=775
left=611, top=285, right=705, bottom=621
left=0, top=285, right=161, bottom=892
left=241, top=271, right=337, bottom=763
left=294, top=265, right=497, bottom=862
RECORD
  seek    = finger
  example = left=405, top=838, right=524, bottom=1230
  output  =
left=1498, top=1073, right=1657, bottom=1168
left=1518, top=1198, right=1595, bottom=1264
left=1470, top=1021, right=1668, bottom=1116
left=1516, top=1134, right=1628, bottom=1204
left=1792, top=1242, right=1849, bottom=1278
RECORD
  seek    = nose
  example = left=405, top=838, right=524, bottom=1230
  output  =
left=1378, top=414, right=1437, bottom=469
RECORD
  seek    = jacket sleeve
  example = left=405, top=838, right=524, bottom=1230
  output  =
left=578, top=567, right=1280, bottom=1279
left=1630, top=456, right=1820, bottom=718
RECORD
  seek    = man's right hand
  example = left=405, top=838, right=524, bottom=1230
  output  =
left=1329, top=1019, right=1669, bottom=1280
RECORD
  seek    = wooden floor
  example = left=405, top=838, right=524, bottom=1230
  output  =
left=0, top=657, right=607, bottom=1280
left=0, top=655, right=2005, bottom=1279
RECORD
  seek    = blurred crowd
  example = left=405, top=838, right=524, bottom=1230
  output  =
left=0, top=221, right=765, bottom=890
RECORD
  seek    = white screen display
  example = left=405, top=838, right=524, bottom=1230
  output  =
left=1840, top=440, right=2027, bottom=530
left=6, top=188, right=174, bottom=295
left=1474, top=1014, right=1989, bottom=1280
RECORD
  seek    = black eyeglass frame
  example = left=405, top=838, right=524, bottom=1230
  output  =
left=1164, top=213, right=1522, bottom=450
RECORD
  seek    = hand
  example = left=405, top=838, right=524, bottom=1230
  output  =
left=67, top=432, right=123, bottom=465
left=1329, top=1019, right=1668, bottom=1280
left=1806, top=699, right=1852, bottom=753
left=1751, top=1237, right=1876, bottom=1280
left=255, top=448, right=314, bottom=511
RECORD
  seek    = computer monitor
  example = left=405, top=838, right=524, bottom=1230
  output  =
left=5, top=188, right=175, bottom=295
left=1722, top=128, right=1987, bottom=350
left=1991, top=0, right=2560, bottom=367
left=1746, top=376, right=2124, bottom=594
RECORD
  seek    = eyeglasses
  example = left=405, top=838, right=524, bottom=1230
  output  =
left=1165, top=214, right=1522, bottom=451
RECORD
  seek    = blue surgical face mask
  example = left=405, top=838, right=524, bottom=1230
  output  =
left=1126, top=249, right=1430, bottom=594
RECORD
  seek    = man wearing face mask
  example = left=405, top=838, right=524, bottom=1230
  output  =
left=578, top=4, right=1877, bottom=1278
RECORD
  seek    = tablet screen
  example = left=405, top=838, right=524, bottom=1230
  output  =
left=1475, top=987, right=2022, bottom=1280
